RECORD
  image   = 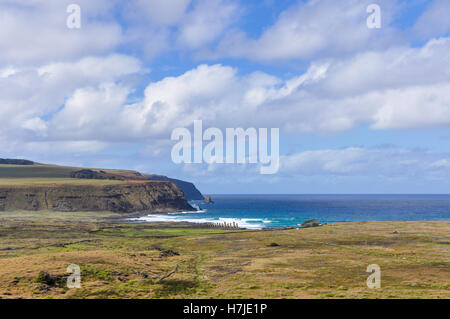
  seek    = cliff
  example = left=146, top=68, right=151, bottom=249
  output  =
left=146, top=175, right=204, bottom=200
left=68, top=169, right=204, bottom=200
left=0, top=181, right=195, bottom=213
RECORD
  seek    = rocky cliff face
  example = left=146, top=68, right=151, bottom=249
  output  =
left=0, top=181, right=194, bottom=213
left=146, top=176, right=204, bottom=200
left=69, top=169, right=204, bottom=200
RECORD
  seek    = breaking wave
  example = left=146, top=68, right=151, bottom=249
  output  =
left=130, top=214, right=272, bottom=230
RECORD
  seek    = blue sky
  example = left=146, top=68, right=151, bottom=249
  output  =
left=1, top=0, right=450, bottom=194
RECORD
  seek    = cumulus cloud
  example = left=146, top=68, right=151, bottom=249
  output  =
left=279, top=146, right=450, bottom=181
left=158, top=146, right=450, bottom=188
left=177, top=0, right=238, bottom=49
left=0, top=0, right=239, bottom=64
left=0, top=0, right=122, bottom=65
left=49, top=83, right=132, bottom=140
left=413, top=0, right=450, bottom=40
left=122, top=0, right=238, bottom=58
left=130, top=0, right=192, bottom=25
left=9, top=32, right=448, bottom=150
left=130, top=36, right=450, bottom=134
left=212, top=0, right=401, bottom=61
left=0, top=54, right=143, bottom=151
left=372, top=83, right=450, bottom=130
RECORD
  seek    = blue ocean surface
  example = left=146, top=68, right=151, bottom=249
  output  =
left=132, top=194, right=450, bottom=229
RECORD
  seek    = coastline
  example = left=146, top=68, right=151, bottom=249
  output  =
left=124, top=215, right=449, bottom=230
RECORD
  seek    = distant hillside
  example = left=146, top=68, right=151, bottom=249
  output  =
left=0, top=160, right=199, bottom=213
left=0, top=163, right=80, bottom=178
left=0, top=158, right=34, bottom=165
left=0, top=160, right=204, bottom=200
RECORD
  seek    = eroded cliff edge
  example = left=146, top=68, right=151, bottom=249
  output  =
left=0, top=181, right=195, bottom=213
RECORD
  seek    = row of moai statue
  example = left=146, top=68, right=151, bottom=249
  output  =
left=206, top=221, right=240, bottom=229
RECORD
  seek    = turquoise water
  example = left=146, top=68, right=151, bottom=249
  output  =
left=133, top=194, right=450, bottom=229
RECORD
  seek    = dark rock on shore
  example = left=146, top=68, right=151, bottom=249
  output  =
left=146, top=175, right=204, bottom=200
left=301, top=219, right=322, bottom=228
left=203, top=195, right=214, bottom=204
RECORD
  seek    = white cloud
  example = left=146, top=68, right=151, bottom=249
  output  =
left=0, top=67, right=17, bottom=78
left=121, top=0, right=238, bottom=58
left=30, top=33, right=450, bottom=145
left=177, top=0, right=238, bottom=49
left=0, top=54, right=143, bottom=148
left=213, top=0, right=401, bottom=61
left=281, top=147, right=450, bottom=179
left=3, top=32, right=450, bottom=156
left=131, top=0, right=192, bottom=25
left=21, top=117, right=47, bottom=134
left=372, top=83, right=450, bottom=130
left=23, top=140, right=110, bottom=154
left=131, top=34, right=450, bottom=134
left=37, top=54, right=142, bottom=80
left=0, top=0, right=122, bottom=65
left=49, top=83, right=132, bottom=140
left=146, top=146, right=450, bottom=186
left=413, top=0, right=450, bottom=40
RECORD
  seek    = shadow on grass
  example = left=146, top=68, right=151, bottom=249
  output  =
left=153, top=279, right=200, bottom=298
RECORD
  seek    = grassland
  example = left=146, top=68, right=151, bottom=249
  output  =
left=0, top=211, right=448, bottom=299
left=0, top=164, right=79, bottom=178
left=0, top=163, right=139, bottom=179
left=0, top=178, right=126, bottom=187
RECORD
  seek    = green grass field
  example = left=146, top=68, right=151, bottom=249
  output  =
left=0, top=163, right=139, bottom=179
left=0, top=164, right=79, bottom=178
left=0, top=211, right=448, bottom=299
left=0, top=178, right=126, bottom=187
left=0, top=163, right=144, bottom=188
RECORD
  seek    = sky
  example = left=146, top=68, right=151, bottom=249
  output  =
left=1, top=0, right=450, bottom=194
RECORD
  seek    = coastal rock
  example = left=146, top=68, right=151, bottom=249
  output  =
left=203, top=196, right=214, bottom=204
left=301, top=219, right=321, bottom=228
left=146, top=175, right=204, bottom=200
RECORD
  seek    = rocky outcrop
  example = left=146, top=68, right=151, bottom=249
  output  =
left=0, top=181, right=194, bottom=213
left=301, top=219, right=322, bottom=228
left=68, top=170, right=204, bottom=201
left=146, top=176, right=204, bottom=200
left=203, top=196, right=214, bottom=204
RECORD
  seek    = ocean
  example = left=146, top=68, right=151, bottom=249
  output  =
left=132, top=194, right=450, bottom=229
